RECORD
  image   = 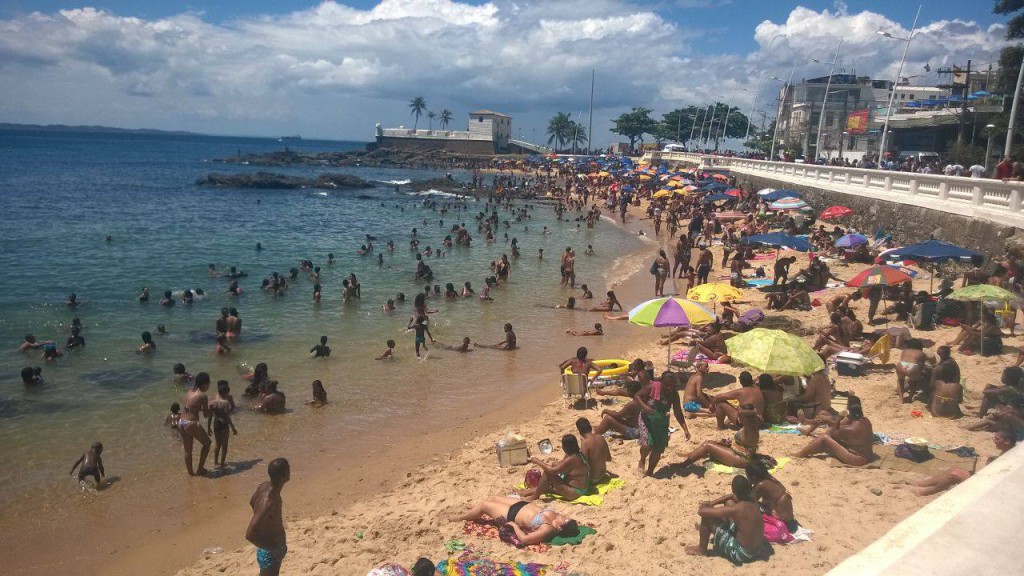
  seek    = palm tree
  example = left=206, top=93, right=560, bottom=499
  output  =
left=409, top=97, right=427, bottom=130
left=440, top=109, right=453, bottom=130
left=546, top=112, right=573, bottom=151
left=427, top=111, right=437, bottom=130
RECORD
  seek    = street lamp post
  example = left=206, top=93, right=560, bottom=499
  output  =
left=703, top=104, right=718, bottom=148
left=1006, top=52, right=1024, bottom=157
left=718, top=105, right=734, bottom=150
left=809, top=38, right=843, bottom=160
left=769, top=63, right=799, bottom=161
left=688, top=111, right=703, bottom=145
left=877, top=4, right=922, bottom=161
left=698, top=105, right=712, bottom=149
left=985, top=123, right=997, bottom=174
left=746, top=34, right=786, bottom=143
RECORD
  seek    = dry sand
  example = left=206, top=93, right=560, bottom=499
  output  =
left=175, top=203, right=1012, bottom=576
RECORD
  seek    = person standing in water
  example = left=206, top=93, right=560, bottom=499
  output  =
left=179, top=372, right=213, bottom=476
left=246, top=458, right=290, bottom=576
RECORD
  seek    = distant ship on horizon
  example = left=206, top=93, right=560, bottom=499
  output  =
left=278, top=135, right=302, bottom=142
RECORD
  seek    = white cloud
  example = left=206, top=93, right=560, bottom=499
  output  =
left=0, top=2, right=1008, bottom=142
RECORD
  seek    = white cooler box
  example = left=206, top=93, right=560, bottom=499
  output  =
left=835, top=352, right=868, bottom=376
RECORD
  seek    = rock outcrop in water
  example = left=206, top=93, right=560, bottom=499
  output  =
left=212, top=147, right=495, bottom=169
left=195, top=172, right=371, bottom=190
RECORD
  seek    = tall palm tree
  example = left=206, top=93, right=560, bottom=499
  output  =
left=440, top=109, right=453, bottom=130
left=546, top=112, right=573, bottom=151
left=409, top=97, right=427, bottom=130
left=427, top=111, right=436, bottom=130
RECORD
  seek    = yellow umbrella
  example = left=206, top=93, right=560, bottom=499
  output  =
left=687, top=283, right=743, bottom=313
left=653, top=189, right=673, bottom=199
left=598, top=171, right=610, bottom=177
left=638, top=174, right=652, bottom=181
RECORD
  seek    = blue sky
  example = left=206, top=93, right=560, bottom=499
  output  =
left=0, top=1, right=1009, bottom=143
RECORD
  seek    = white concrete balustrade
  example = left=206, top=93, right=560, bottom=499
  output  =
left=642, top=151, right=1024, bottom=229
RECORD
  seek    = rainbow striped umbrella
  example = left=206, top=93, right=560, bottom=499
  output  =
left=769, top=197, right=809, bottom=210
left=628, top=297, right=717, bottom=365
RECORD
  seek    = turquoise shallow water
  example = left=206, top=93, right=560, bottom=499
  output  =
left=0, top=129, right=646, bottom=521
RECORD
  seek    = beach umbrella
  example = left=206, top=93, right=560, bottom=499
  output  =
left=742, top=232, right=813, bottom=252
left=724, top=188, right=742, bottom=197
left=652, top=189, right=674, bottom=199
left=835, top=233, right=868, bottom=248
left=714, top=210, right=747, bottom=221
left=638, top=174, right=652, bottom=181
left=769, top=197, right=809, bottom=211
left=725, top=328, right=825, bottom=376
left=756, top=188, right=776, bottom=196
left=759, top=189, right=802, bottom=202
left=884, top=239, right=981, bottom=264
left=628, top=297, right=717, bottom=365
left=687, top=283, right=743, bottom=314
left=819, top=205, right=854, bottom=220
left=705, top=192, right=733, bottom=203
left=712, top=174, right=730, bottom=182
left=948, top=285, right=1019, bottom=355
left=682, top=185, right=699, bottom=192
left=845, top=265, right=913, bottom=288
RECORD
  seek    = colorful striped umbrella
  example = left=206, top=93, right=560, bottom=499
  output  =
left=769, top=197, right=809, bottom=210
left=628, top=297, right=716, bottom=365
left=845, top=265, right=913, bottom=288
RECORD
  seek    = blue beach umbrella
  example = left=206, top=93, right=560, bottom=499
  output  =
left=704, top=192, right=733, bottom=203
left=835, top=233, right=868, bottom=248
left=759, top=189, right=802, bottom=202
left=884, top=239, right=980, bottom=263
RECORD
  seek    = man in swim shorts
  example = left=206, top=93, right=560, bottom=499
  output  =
left=683, top=362, right=712, bottom=417
left=686, top=475, right=772, bottom=565
left=247, top=458, right=290, bottom=576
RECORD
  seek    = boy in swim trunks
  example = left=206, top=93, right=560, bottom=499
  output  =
left=686, top=475, right=772, bottom=565
left=376, top=339, right=396, bottom=360
left=411, top=315, right=434, bottom=358
left=69, top=442, right=105, bottom=487
left=247, top=458, right=290, bottom=576
left=683, top=363, right=712, bottom=418
left=309, top=336, right=331, bottom=358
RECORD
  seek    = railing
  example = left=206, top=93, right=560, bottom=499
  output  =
left=642, top=151, right=1024, bottom=228
left=508, top=139, right=553, bottom=154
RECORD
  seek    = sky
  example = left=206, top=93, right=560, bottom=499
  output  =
left=0, top=0, right=1010, bottom=145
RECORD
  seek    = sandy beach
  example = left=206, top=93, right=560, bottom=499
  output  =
left=167, top=190, right=1010, bottom=576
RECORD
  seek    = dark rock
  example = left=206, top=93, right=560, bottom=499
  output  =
left=195, top=172, right=371, bottom=190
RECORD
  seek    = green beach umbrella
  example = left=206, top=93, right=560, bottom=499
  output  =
left=948, top=285, right=1019, bottom=355
left=725, top=328, right=825, bottom=376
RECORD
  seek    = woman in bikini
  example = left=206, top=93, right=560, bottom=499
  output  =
left=794, top=395, right=874, bottom=466
left=677, top=404, right=762, bottom=470
left=912, top=430, right=1016, bottom=496
left=929, top=363, right=964, bottom=418
left=519, top=434, right=592, bottom=501
left=588, top=290, right=622, bottom=312
left=179, top=372, right=213, bottom=476
left=558, top=347, right=604, bottom=388
left=746, top=458, right=800, bottom=533
left=457, top=497, right=580, bottom=546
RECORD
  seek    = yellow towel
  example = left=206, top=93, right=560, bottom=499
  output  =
left=516, top=477, right=626, bottom=506
left=704, top=457, right=791, bottom=476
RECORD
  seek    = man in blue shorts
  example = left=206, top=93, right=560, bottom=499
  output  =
left=247, top=458, right=290, bottom=575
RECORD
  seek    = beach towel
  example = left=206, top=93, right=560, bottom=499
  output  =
left=462, top=518, right=596, bottom=551
left=437, top=551, right=552, bottom=575
left=550, top=525, right=597, bottom=546
left=829, top=444, right=977, bottom=474
left=765, top=425, right=803, bottom=435
left=744, top=278, right=774, bottom=288
left=670, top=350, right=726, bottom=364
left=516, top=477, right=626, bottom=506
left=366, top=565, right=411, bottom=576
left=705, top=457, right=791, bottom=475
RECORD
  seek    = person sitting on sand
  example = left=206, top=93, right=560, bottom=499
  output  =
left=787, top=369, right=834, bottom=424
left=519, top=434, right=592, bottom=501
left=677, top=404, right=761, bottom=470
left=559, top=346, right=603, bottom=388
left=931, top=346, right=960, bottom=388
left=576, top=418, right=612, bottom=482
left=566, top=322, right=603, bottom=337
left=912, top=430, right=1016, bottom=496
left=972, top=366, right=1024, bottom=427
left=794, top=395, right=873, bottom=466
left=758, top=374, right=787, bottom=425
left=594, top=382, right=643, bottom=439
left=457, top=496, right=579, bottom=546
left=686, top=475, right=772, bottom=564
left=929, top=363, right=963, bottom=418
left=950, top=308, right=1004, bottom=355
left=69, top=441, right=106, bottom=487
left=711, top=371, right=764, bottom=429
left=687, top=323, right=730, bottom=362
left=635, top=372, right=692, bottom=475
left=682, top=362, right=713, bottom=417
left=475, top=323, right=517, bottom=350
left=252, top=381, right=286, bottom=414
left=747, top=458, right=800, bottom=533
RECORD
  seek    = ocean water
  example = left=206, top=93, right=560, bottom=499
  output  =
left=0, top=129, right=646, bottom=527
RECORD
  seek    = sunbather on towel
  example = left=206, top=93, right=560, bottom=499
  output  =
left=686, top=475, right=772, bottom=565
left=912, top=429, right=1015, bottom=496
left=677, top=404, right=761, bottom=470
left=457, top=496, right=579, bottom=546
left=794, top=395, right=873, bottom=466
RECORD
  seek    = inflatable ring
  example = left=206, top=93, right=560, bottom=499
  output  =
left=563, top=358, right=631, bottom=378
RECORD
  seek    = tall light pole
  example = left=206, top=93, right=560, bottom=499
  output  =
left=703, top=104, right=719, bottom=146
left=1006, top=49, right=1024, bottom=157
left=877, top=4, right=921, bottom=161
left=745, top=76, right=764, bottom=143
left=698, top=104, right=713, bottom=148
left=688, top=111, right=703, bottom=145
left=718, top=105, right=735, bottom=150
left=986, top=123, right=997, bottom=173
left=769, top=62, right=799, bottom=161
left=809, top=38, right=843, bottom=160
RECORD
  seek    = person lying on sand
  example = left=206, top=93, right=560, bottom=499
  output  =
left=686, top=475, right=772, bottom=564
left=686, top=323, right=730, bottom=362
left=912, top=430, right=1015, bottom=496
left=457, top=496, right=579, bottom=547
left=566, top=323, right=603, bottom=336
left=793, top=395, right=873, bottom=466
left=518, top=434, right=592, bottom=501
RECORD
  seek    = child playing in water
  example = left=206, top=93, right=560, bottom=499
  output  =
left=69, top=442, right=105, bottom=486
left=308, top=380, right=328, bottom=406
left=165, top=403, right=182, bottom=428
left=566, top=323, right=604, bottom=337
left=309, top=336, right=331, bottom=358
left=377, top=339, right=396, bottom=360
left=139, top=332, right=156, bottom=353
left=411, top=316, right=434, bottom=358
left=209, top=381, right=238, bottom=468
left=172, top=363, right=192, bottom=384
left=441, top=337, right=474, bottom=353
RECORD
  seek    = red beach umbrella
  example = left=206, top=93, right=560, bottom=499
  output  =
left=724, top=188, right=742, bottom=197
left=819, top=205, right=854, bottom=220
left=845, top=265, right=913, bottom=288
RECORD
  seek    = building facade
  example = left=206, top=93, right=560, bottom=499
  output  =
left=372, top=110, right=512, bottom=154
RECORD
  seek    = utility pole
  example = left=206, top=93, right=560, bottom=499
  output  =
left=958, top=60, right=971, bottom=142
left=587, top=69, right=594, bottom=155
